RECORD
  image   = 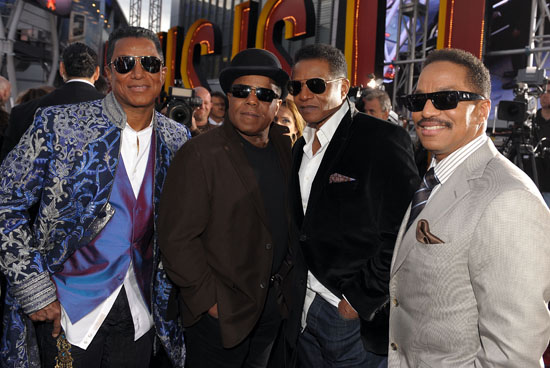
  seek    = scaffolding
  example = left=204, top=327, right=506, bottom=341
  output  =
left=391, top=0, right=430, bottom=114
left=129, top=0, right=141, bottom=27
left=392, top=0, right=550, bottom=108
left=149, top=0, right=162, bottom=32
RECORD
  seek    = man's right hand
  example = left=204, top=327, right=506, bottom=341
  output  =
left=208, top=303, right=218, bottom=319
left=29, top=300, right=61, bottom=338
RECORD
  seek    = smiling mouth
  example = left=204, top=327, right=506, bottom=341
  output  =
left=298, top=105, right=317, bottom=112
left=128, top=85, right=149, bottom=91
left=421, top=125, right=446, bottom=130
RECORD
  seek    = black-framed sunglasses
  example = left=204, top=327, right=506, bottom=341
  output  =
left=109, top=56, right=163, bottom=74
left=400, top=91, right=486, bottom=112
left=230, top=84, right=280, bottom=103
left=287, top=77, right=343, bottom=96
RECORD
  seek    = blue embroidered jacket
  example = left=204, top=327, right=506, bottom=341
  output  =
left=0, top=93, right=190, bottom=367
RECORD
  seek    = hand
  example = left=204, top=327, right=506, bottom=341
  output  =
left=188, top=109, right=199, bottom=135
left=29, top=300, right=62, bottom=338
left=207, top=303, right=218, bottom=319
left=338, top=299, right=359, bottom=320
left=0, top=76, right=11, bottom=104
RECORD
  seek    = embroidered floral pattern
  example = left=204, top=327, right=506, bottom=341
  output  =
left=0, top=93, right=189, bottom=367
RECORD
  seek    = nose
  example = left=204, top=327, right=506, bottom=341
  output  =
left=130, top=58, right=145, bottom=78
left=420, top=98, right=440, bottom=118
left=297, top=82, right=313, bottom=100
left=245, top=89, right=260, bottom=105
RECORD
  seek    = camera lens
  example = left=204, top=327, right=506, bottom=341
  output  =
left=167, top=102, right=194, bottom=128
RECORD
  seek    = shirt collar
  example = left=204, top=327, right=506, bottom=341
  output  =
left=430, top=133, right=488, bottom=184
left=208, top=117, right=223, bottom=126
left=124, top=116, right=154, bottom=135
left=65, top=78, right=95, bottom=87
left=302, top=102, right=349, bottom=156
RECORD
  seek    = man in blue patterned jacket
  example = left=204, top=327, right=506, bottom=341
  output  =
left=0, top=27, right=189, bottom=367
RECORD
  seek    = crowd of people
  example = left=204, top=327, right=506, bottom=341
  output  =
left=0, top=25, right=548, bottom=368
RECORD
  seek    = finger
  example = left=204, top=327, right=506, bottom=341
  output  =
left=51, top=315, right=62, bottom=338
left=29, top=311, right=45, bottom=321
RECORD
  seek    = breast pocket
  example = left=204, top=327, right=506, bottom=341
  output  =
left=326, top=181, right=359, bottom=198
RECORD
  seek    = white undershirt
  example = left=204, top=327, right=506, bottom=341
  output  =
left=299, top=102, right=349, bottom=328
left=60, top=120, right=155, bottom=350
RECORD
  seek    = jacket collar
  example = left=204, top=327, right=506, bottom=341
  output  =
left=102, top=92, right=158, bottom=131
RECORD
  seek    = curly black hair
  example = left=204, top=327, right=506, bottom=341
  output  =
left=62, top=42, right=98, bottom=78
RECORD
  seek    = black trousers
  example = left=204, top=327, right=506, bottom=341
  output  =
left=185, top=287, right=282, bottom=368
left=35, top=287, right=154, bottom=368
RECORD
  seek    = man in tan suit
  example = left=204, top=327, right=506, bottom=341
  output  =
left=389, top=48, right=550, bottom=367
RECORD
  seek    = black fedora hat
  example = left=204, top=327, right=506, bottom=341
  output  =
left=219, top=48, right=289, bottom=99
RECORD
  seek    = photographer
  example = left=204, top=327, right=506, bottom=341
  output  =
left=534, top=82, right=550, bottom=206
left=193, top=86, right=213, bottom=135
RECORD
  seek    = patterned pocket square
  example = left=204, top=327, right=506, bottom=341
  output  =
left=416, top=219, right=444, bottom=244
left=329, top=173, right=356, bottom=184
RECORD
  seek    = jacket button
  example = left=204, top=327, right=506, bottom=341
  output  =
left=390, top=342, right=398, bottom=351
left=299, top=234, right=307, bottom=242
left=260, top=282, right=266, bottom=289
left=265, top=243, right=272, bottom=250
left=392, top=298, right=399, bottom=307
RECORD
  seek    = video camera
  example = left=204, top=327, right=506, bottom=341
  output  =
left=497, top=67, right=546, bottom=124
left=165, top=87, right=203, bottom=128
left=496, top=67, right=548, bottom=188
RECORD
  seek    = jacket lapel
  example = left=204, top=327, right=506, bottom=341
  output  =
left=221, top=120, right=270, bottom=230
left=302, top=103, right=354, bottom=229
left=290, top=137, right=306, bottom=228
left=391, top=139, right=498, bottom=276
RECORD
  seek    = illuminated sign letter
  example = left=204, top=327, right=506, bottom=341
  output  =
left=232, top=1, right=259, bottom=58
left=164, top=26, right=185, bottom=92
left=343, top=0, right=385, bottom=86
left=182, top=19, right=222, bottom=88
left=255, top=0, right=315, bottom=74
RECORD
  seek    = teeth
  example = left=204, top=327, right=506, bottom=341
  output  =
left=423, top=125, right=445, bottom=130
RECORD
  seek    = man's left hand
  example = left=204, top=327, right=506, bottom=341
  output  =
left=338, top=299, right=359, bottom=320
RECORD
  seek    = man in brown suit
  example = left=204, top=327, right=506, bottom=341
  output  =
left=158, top=48, right=291, bottom=368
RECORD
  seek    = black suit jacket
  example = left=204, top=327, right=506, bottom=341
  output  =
left=158, top=121, right=292, bottom=348
left=286, top=102, right=420, bottom=354
left=0, top=81, right=104, bottom=162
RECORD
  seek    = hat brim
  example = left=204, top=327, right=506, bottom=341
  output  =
left=219, top=66, right=289, bottom=100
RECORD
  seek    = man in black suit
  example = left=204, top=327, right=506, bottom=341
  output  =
left=0, top=42, right=104, bottom=161
left=286, top=43, right=419, bottom=367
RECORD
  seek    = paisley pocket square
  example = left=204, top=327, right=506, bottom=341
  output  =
left=329, top=173, right=356, bottom=184
left=416, top=219, right=444, bottom=244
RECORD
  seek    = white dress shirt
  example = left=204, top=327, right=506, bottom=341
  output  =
left=299, top=102, right=349, bottom=328
left=60, top=121, right=155, bottom=349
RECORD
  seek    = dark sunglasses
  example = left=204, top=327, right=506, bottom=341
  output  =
left=109, top=55, right=163, bottom=74
left=230, top=84, right=279, bottom=103
left=400, top=91, right=485, bottom=112
left=287, top=77, right=343, bottom=96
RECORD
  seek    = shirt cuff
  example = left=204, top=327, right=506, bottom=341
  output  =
left=12, top=271, right=57, bottom=315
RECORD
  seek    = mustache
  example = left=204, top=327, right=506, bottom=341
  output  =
left=416, top=118, right=452, bottom=128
